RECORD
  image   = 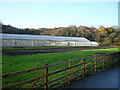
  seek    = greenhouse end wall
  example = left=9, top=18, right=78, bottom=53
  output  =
left=2, top=39, right=91, bottom=48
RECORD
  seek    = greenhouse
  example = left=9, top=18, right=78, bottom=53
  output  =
left=1, top=33, right=99, bottom=47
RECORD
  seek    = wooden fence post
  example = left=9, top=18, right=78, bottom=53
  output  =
left=44, top=64, right=48, bottom=90
left=94, top=54, right=97, bottom=72
left=82, top=59, right=85, bottom=77
left=106, top=55, right=108, bottom=64
left=107, top=55, right=111, bottom=64
left=106, top=55, right=110, bottom=69
left=102, top=55, right=105, bottom=70
left=68, top=60, right=71, bottom=85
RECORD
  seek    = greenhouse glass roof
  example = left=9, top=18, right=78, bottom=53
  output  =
left=1, top=33, right=90, bottom=42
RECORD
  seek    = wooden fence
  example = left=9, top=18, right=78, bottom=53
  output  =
left=2, top=52, right=119, bottom=89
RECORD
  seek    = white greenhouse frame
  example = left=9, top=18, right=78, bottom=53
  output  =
left=1, top=34, right=99, bottom=47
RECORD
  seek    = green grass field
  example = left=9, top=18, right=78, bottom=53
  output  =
left=2, top=48, right=119, bottom=88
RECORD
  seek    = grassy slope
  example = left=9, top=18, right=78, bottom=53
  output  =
left=2, top=48, right=119, bottom=87
left=2, top=48, right=119, bottom=74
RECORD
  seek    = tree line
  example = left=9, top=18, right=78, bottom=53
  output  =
left=1, top=24, right=120, bottom=46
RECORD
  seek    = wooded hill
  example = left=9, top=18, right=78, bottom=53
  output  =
left=1, top=24, right=120, bottom=46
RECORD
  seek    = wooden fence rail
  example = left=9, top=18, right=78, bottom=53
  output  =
left=2, top=52, right=119, bottom=89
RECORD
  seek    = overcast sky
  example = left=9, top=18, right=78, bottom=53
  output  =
left=1, top=1, right=118, bottom=29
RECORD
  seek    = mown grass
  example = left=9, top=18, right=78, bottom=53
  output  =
left=2, top=48, right=119, bottom=88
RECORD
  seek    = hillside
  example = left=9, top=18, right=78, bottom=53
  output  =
left=1, top=24, right=120, bottom=46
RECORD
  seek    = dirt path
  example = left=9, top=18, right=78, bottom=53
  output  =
left=2, top=46, right=115, bottom=55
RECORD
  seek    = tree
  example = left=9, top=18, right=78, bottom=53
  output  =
left=68, top=25, right=77, bottom=37
left=114, top=34, right=120, bottom=46
left=102, top=37, right=112, bottom=46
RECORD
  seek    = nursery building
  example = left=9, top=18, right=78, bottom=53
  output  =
left=1, top=33, right=99, bottom=47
